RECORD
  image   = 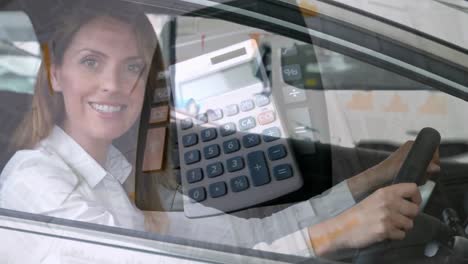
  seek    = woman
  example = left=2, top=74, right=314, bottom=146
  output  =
left=0, top=4, right=439, bottom=259
left=0, top=7, right=159, bottom=231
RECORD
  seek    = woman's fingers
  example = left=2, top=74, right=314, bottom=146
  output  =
left=376, top=140, right=439, bottom=187
left=391, top=213, right=414, bottom=231
left=332, top=183, right=424, bottom=250
left=387, top=227, right=406, bottom=241
left=427, top=163, right=440, bottom=174
left=393, top=183, right=422, bottom=205
left=395, top=141, right=440, bottom=176
left=395, top=198, right=420, bottom=218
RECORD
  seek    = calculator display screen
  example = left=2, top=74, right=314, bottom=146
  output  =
left=177, top=60, right=264, bottom=108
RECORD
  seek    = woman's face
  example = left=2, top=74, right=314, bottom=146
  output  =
left=52, top=16, right=147, bottom=142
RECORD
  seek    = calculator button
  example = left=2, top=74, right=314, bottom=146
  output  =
left=189, top=187, right=206, bottom=202
left=283, top=85, right=307, bottom=104
left=243, top=134, right=261, bottom=148
left=224, top=104, right=239, bottom=116
left=220, top=123, right=236, bottom=137
left=196, top=113, right=208, bottom=124
left=257, top=111, right=276, bottom=126
left=239, top=116, right=256, bottom=131
left=262, top=127, right=281, bottom=142
left=223, top=139, right=240, bottom=154
left=201, top=128, right=217, bottom=142
left=282, top=64, right=302, bottom=82
left=207, top=109, right=223, bottom=121
left=255, top=94, right=270, bottom=107
left=180, top=118, right=193, bottom=130
left=209, top=182, right=227, bottom=198
left=273, top=164, right=293, bottom=180
left=182, top=133, right=198, bottom=147
left=240, top=100, right=255, bottom=112
left=204, top=144, right=220, bottom=159
left=230, top=176, right=249, bottom=192
left=207, top=162, right=224, bottom=178
left=227, top=156, right=245, bottom=172
left=268, top=144, right=287, bottom=161
left=247, top=151, right=271, bottom=186
left=186, top=168, right=203, bottom=183
left=184, top=150, right=201, bottom=165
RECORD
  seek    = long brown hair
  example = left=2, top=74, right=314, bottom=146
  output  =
left=12, top=6, right=164, bottom=150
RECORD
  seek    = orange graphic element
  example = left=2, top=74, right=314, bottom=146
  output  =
left=310, top=218, right=359, bottom=249
left=298, top=0, right=318, bottom=17
left=418, top=94, right=447, bottom=115
left=142, top=127, right=166, bottom=172
left=257, top=110, right=276, bottom=125
left=383, top=94, right=409, bottom=113
left=346, top=92, right=374, bottom=111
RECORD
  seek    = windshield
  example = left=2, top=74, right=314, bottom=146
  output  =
left=0, top=1, right=466, bottom=263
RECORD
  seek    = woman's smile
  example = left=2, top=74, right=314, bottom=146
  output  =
left=88, top=102, right=128, bottom=114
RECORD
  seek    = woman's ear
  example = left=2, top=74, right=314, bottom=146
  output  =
left=50, top=64, right=63, bottom=92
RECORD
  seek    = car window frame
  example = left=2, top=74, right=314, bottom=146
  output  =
left=179, top=0, right=468, bottom=99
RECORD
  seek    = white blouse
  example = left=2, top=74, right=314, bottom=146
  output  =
left=0, top=125, right=357, bottom=258
left=0, top=126, right=145, bottom=231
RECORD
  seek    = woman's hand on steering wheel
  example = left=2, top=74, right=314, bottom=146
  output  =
left=309, top=183, right=422, bottom=256
left=310, top=132, right=442, bottom=257
left=378, top=141, right=440, bottom=185
left=337, top=183, right=422, bottom=248
left=348, top=141, right=440, bottom=201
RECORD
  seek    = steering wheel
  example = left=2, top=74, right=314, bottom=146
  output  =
left=353, top=127, right=442, bottom=264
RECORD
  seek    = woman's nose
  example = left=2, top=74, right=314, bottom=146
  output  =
left=100, top=67, right=121, bottom=93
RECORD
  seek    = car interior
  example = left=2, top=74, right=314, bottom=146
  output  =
left=0, top=0, right=467, bottom=263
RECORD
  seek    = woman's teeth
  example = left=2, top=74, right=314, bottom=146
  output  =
left=89, top=103, right=126, bottom=113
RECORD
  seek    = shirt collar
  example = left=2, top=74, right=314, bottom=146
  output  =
left=40, top=125, right=132, bottom=188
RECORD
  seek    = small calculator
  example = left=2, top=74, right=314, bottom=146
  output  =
left=172, top=40, right=303, bottom=218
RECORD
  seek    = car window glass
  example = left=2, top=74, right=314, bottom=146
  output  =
left=314, top=45, right=468, bottom=162
left=0, top=2, right=467, bottom=263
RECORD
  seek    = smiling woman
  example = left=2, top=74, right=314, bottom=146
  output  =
left=49, top=16, right=147, bottom=164
left=0, top=5, right=163, bottom=230
left=13, top=8, right=159, bottom=155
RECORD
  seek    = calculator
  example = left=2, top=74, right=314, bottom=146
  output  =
left=171, top=40, right=303, bottom=218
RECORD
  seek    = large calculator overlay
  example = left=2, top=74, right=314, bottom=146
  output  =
left=172, top=40, right=303, bottom=217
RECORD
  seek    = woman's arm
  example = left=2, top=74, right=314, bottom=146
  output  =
left=309, top=141, right=440, bottom=257
left=252, top=141, right=439, bottom=257
left=162, top=179, right=356, bottom=257
left=161, top=141, right=439, bottom=257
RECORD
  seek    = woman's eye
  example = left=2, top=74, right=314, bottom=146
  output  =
left=127, top=63, right=144, bottom=74
left=81, top=58, right=99, bottom=69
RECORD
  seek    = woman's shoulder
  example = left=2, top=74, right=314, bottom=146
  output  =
left=2, top=146, right=75, bottom=179
left=0, top=147, right=79, bottom=210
